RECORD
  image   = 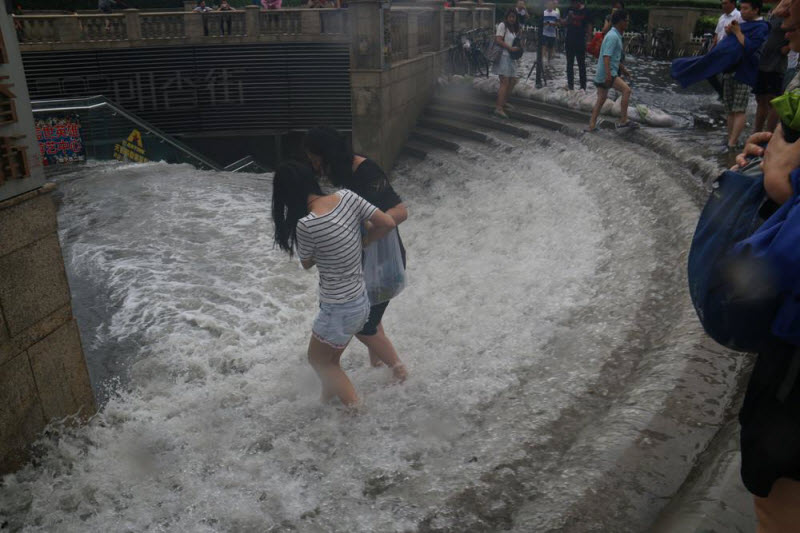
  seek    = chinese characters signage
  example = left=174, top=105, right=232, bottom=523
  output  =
left=113, top=129, right=149, bottom=164
left=35, top=116, right=85, bottom=166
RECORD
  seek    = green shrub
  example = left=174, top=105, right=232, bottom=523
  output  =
left=694, top=14, right=717, bottom=36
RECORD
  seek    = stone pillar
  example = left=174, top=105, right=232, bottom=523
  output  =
left=349, top=0, right=385, bottom=70
left=349, top=0, right=388, bottom=168
left=245, top=5, right=260, bottom=39
left=407, top=10, right=418, bottom=59
left=124, top=9, right=141, bottom=41
left=185, top=9, right=204, bottom=38
left=301, top=10, right=322, bottom=35
left=184, top=0, right=196, bottom=11
left=0, top=8, right=95, bottom=476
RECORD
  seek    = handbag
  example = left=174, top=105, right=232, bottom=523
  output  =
left=510, top=36, right=524, bottom=60
left=688, top=166, right=776, bottom=352
left=363, top=228, right=406, bottom=305
left=487, top=27, right=507, bottom=64
left=587, top=31, right=603, bottom=58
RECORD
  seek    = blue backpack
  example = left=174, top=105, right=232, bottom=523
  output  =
left=688, top=168, right=778, bottom=352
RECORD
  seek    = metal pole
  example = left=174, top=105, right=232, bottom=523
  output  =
left=535, top=0, right=544, bottom=88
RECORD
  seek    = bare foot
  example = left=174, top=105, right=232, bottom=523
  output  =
left=369, top=352, right=385, bottom=367
left=391, top=363, right=407, bottom=383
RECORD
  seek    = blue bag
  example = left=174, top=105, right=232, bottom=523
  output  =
left=733, top=169, right=800, bottom=346
left=688, top=168, right=776, bottom=351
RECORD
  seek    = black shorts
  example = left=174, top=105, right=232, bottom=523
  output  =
left=595, top=76, right=617, bottom=90
left=740, top=339, right=800, bottom=497
left=357, top=300, right=390, bottom=336
left=753, top=71, right=785, bottom=96
left=543, top=35, right=556, bottom=48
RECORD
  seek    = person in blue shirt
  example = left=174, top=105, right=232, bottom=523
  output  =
left=587, top=9, right=633, bottom=131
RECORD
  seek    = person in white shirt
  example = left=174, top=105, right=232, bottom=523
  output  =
left=714, top=0, right=744, bottom=48
left=271, top=162, right=396, bottom=407
left=707, top=0, right=744, bottom=98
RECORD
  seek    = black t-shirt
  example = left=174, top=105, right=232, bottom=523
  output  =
left=350, top=157, right=407, bottom=266
left=564, top=6, right=589, bottom=45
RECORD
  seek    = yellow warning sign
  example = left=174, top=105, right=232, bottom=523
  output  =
left=113, top=129, right=149, bottom=164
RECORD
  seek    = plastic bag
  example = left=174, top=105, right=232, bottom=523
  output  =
left=363, top=228, right=406, bottom=305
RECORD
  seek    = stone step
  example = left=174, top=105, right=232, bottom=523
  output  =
left=432, top=95, right=572, bottom=132
left=409, top=130, right=461, bottom=152
left=425, top=105, right=531, bottom=138
left=416, top=117, right=491, bottom=143
left=401, top=142, right=427, bottom=159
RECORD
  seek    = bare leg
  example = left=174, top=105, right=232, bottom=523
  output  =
left=754, top=478, right=800, bottom=533
left=766, top=108, right=780, bottom=133
left=307, top=335, right=359, bottom=406
left=614, top=77, right=632, bottom=125
left=589, top=86, right=609, bottom=130
left=755, top=94, right=773, bottom=133
left=356, top=323, right=407, bottom=382
left=726, top=112, right=734, bottom=143
left=496, top=76, right=509, bottom=112
left=729, top=112, right=746, bottom=147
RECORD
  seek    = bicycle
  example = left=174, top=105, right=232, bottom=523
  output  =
left=448, top=29, right=491, bottom=77
left=650, top=26, right=673, bottom=60
left=624, top=31, right=647, bottom=57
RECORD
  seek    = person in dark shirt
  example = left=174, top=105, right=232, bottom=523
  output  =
left=304, top=127, right=408, bottom=383
left=562, top=0, right=591, bottom=90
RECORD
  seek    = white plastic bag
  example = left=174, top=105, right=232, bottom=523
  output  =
left=363, top=228, right=406, bottom=305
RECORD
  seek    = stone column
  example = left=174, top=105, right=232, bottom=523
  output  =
left=407, top=10, right=419, bottom=59
left=245, top=5, right=260, bottom=40
left=301, top=9, right=322, bottom=35
left=349, top=0, right=388, bottom=168
left=349, top=0, right=385, bottom=70
left=124, top=9, right=141, bottom=41
left=0, top=8, right=95, bottom=476
left=185, top=9, right=204, bottom=38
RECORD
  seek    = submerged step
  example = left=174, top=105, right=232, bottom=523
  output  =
left=416, top=118, right=490, bottom=143
left=432, top=96, right=572, bottom=132
left=409, top=130, right=460, bottom=152
left=425, top=106, right=530, bottom=138
left=401, top=142, right=427, bottom=160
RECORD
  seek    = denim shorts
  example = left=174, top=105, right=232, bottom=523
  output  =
left=312, top=292, right=371, bottom=350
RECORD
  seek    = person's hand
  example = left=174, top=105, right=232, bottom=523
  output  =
left=730, top=20, right=742, bottom=37
left=725, top=22, right=733, bottom=35
left=762, top=124, right=800, bottom=203
left=733, top=131, right=772, bottom=168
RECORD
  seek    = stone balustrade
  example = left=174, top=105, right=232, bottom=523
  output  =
left=14, top=7, right=351, bottom=50
left=14, top=5, right=492, bottom=62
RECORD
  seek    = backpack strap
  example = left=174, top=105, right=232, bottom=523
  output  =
left=777, top=347, right=800, bottom=402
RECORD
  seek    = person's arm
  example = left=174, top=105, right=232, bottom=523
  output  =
left=730, top=20, right=745, bottom=47
left=364, top=209, right=396, bottom=245
left=603, top=54, right=612, bottom=84
left=385, top=203, right=408, bottom=225
left=762, top=124, right=800, bottom=204
left=295, top=221, right=316, bottom=270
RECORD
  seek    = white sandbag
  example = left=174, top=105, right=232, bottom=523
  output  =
left=610, top=98, right=623, bottom=117
left=601, top=99, right=614, bottom=115
left=579, top=94, right=596, bottom=111
left=644, top=109, right=675, bottom=127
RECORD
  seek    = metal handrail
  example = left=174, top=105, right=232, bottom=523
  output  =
left=31, top=95, right=224, bottom=171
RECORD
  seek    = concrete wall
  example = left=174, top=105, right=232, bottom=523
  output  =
left=0, top=8, right=95, bottom=475
left=351, top=49, right=446, bottom=172
left=648, top=7, right=720, bottom=52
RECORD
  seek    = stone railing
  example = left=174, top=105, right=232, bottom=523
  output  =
left=14, top=6, right=349, bottom=50
left=384, top=3, right=493, bottom=66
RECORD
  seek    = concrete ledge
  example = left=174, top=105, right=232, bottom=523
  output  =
left=28, top=319, right=94, bottom=423
left=0, top=352, right=47, bottom=474
left=0, top=234, right=72, bottom=337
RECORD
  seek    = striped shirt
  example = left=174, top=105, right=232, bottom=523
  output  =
left=296, top=190, right=378, bottom=303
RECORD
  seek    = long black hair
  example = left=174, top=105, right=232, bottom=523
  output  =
left=303, top=126, right=354, bottom=188
left=503, top=9, right=520, bottom=34
left=271, top=161, right=323, bottom=256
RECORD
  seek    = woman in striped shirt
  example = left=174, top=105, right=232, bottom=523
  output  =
left=272, top=162, right=396, bottom=407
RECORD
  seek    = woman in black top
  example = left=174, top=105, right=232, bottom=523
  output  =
left=304, top=127, right=408, bottom=382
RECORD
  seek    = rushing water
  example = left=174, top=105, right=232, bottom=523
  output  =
left=0, top=68, right=746, bottom=531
